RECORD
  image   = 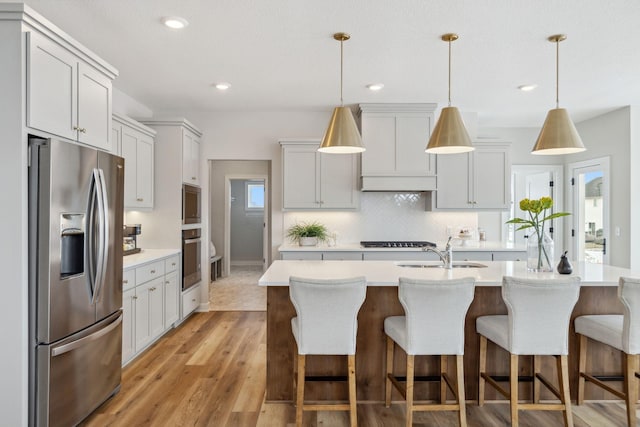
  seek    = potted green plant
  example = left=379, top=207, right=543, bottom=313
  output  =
left=286, top=221, right=329, bottom=246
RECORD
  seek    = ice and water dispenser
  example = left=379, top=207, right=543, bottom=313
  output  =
left=60, top=213, right=84, bottom=277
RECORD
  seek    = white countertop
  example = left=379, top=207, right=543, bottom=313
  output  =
left=258, top=260, right=640, bottom=287
left=278, top=241, right=526, bottom=252
left=123, top=248, right=180, bottom=269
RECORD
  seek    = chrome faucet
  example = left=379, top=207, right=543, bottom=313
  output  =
left=422, top=236, right=453, bottom=269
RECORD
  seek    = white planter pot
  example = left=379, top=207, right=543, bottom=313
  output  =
left=299, top=237, right=318, bottom=246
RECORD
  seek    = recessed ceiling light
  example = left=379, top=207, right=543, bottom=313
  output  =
left=366, top=83, right=384, bottom=91
left=214, top=82, right=231, bottom=90
left=161, top=17, right=189, bottom=29
left=518, top=84, right=538, bottom=92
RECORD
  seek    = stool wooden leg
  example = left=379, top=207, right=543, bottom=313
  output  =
left=510, top=354, right=519, bottom=427
left=625, top=353, right=638, bottom=427
left=441, top=354, right=448, bottom=404
left=348, top=354, right=357, bottom=427
left=533, top=355, right=541, bottom=403
left=296, top=354, right=305, bottom=427
left=557, top=354, right=574, bottom=427
left=385, top=335, right=394, bottom=407
left=456, top=354, right=467, bottom=427
left=577, top=334, right=587, bottom=405
left=406, top=354, right=415, bottom=427
left=478, top=335, right=487, bottom=406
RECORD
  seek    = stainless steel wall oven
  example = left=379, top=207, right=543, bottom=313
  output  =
left=182, top=228, right=201, bottom=291
left=182, top=184, right=201, bottom=224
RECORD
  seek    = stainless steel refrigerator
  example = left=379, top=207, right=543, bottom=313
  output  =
left=28, top=137, right=124, bottom=427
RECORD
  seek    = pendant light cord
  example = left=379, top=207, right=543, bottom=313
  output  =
left=448, top=38, right=452, bottom=107
left=340, top=38, right=344, bottom=106
left=555, top=38, right=560, bottom=109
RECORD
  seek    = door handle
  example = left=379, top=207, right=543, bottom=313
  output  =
left=52, top=315, right=122, bottom=357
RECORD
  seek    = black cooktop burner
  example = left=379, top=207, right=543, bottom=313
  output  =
left=360, top=241, right=437, bottom=248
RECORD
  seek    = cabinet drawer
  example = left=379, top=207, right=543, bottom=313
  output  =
left=454, top=251, right=493, bottom=262
left=122, top=269, right=135, bottom=292
left=136, top=260, right=164, bottom=285
left=165, top=255, right=180, bottom=273
left=492, top=251, right=526, bottom=261
left=182, top=284, right=200, bottom=316
left=322, top=252, right=363, bottom=261
left=280, top=252, right=323, bottom=261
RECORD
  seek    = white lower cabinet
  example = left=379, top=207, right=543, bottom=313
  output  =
left=122, top=253, right=180, bottom=365
left=182, top=283, right=201, bottom=318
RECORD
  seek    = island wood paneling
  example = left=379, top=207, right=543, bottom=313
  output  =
left=266, top=285, right=629, bottom=403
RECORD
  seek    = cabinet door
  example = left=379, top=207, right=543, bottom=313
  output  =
left=136, top=135, right=154, bottom=208
left=319, top=153, right=358, bottom=209
left=122, top=288, right=136, bottom=364
left=361, top=115, right=396, bottom=175
left=164, top=271, right=179, bottom=328
left=112, top=123, right=122, bottom=155
left=282, top=145, right=319, bottom=209
left=134, top=282, right=151, bottom=351
left=435, top=152, right=473, bottom=209
left=121, top=128, right=139, bottom=208
left=472, top=147, right=510, bottom=209
left=77, top=62, right=112, bottom=151
left=182, top=130, right=200, bottom=185
left=396, top=116, right=435, bottom=175
left=148, top=277, right=164, bottom=340
left=26, top=31, right=77, bottom=140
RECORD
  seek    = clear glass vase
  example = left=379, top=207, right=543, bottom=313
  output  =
left=527, top=231, right=554, bottom=272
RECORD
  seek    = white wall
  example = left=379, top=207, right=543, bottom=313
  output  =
left=113, top=87, right=153, bottom=119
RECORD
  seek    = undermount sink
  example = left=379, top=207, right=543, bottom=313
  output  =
left=395, top=261, right=488, bottom=269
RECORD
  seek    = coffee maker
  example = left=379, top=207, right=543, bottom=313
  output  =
left=123, top=224, right=142, bottom=256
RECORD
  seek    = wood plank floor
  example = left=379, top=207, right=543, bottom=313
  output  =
left=82, top=311, right=637, bottom=426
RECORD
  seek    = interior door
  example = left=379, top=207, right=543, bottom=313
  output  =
left=569, top=157, right=610, bottom=264
left=505, top=165, right=564, bottom=247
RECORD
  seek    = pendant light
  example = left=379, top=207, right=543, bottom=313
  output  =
left=425, top=33, right=474, bottom=154
left=531, top=34, right=586, bottom=155
left=318, top=32, right=365, bottom=154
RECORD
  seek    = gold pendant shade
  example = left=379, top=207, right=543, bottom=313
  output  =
left=531, top=108, right=585, bottom=155
left=318, top=32, right=365, bottom=154
left=318, top=106, right=364, bottom=153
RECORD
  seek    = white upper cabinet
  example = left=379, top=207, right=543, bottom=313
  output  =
left=359, top=103, right=437, bottom=191
left=27, top=31, right=114, bottom=151
left=113, top=113, right=155, bottom=209
left=427, top=140, right=511, bottom=210
left=281, top=141, right=358, bottom=210
left=182, top=129, right=200, bottom=186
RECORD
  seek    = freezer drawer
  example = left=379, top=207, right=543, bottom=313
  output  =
left=36, top=311, right=122, bottom=427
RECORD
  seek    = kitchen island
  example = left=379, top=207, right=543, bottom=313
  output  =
left=260, top=260, right=640, bottom=403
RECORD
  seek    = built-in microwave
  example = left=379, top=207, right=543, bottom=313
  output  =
left=182, top=184, right=201, bottom=224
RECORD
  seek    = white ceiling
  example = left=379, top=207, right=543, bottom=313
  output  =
left=9, top=0, right=640, bottom=127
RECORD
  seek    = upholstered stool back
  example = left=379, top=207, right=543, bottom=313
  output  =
left=619, top=277, right=640, bottom=354
left=397, top=277, right=475, bottom=355
left=502, top=276, right=580, bottom=355
left=289, top=276, right=366, bottom=355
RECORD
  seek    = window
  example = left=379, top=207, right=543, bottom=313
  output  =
left=246, top=181, right=264, bottom=210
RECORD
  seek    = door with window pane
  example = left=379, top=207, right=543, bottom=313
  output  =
left=569, top=158, right=610, bottom=264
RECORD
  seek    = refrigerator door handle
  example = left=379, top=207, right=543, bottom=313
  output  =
left=87, top=169, right=99, bottom=298
left=51, top=314, right=122, bottom=357
left=92, top=168, right=109, bottom=304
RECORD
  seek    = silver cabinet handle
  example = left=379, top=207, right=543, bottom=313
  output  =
left=150, top=287, right=156, bottom=291
left=192, top=298, right=196, bottom=302
left=137, top=198, right=143, bottom=202
left=132, top=295, right=138, bottom=300
left=191, top=176, right=196, bottom=180
left=165, top=281, right=170, bottom=284
left=150, top=270, right=156, bottom=274
left=172, top=263, right=176, bottom=266
left=123, top=279, right=128, bottom=284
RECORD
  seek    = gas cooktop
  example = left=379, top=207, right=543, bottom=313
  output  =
left=360, top=241, right=436, bottom=248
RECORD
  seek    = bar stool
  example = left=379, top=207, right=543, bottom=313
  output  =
left=289, top=276, right=366, bottom=427
left=476, top=276, right=580, bottom=427
left=384, top=277, right=476, bottom=427
left=575, top=277, right=640, bottom=427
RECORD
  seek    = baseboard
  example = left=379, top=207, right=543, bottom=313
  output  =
left=230, top=260, right=262, bottom=266
left=196, top=301, right=210, bottom=312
